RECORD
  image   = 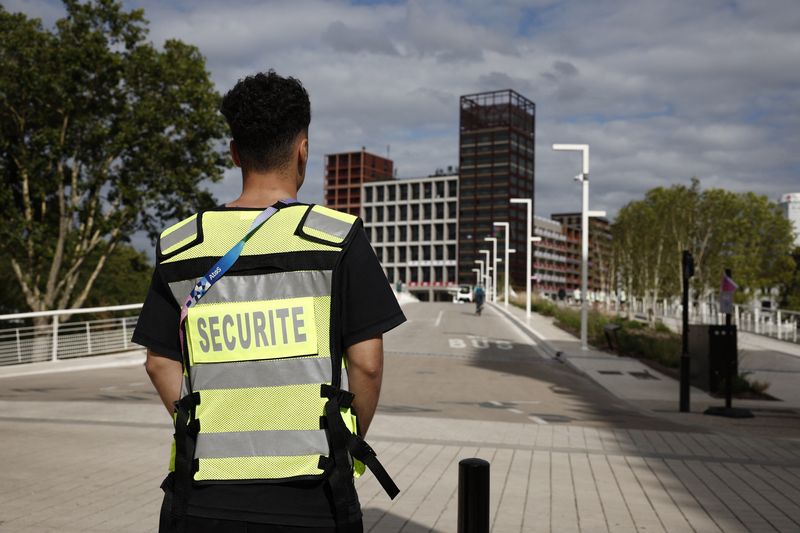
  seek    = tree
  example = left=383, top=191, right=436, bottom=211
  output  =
left=0, top=1, right=228, bottom=320
left=611, top=179, right=795, bottom=309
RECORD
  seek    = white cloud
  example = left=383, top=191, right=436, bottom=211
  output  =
left=8, top=0, right=800, bottom=231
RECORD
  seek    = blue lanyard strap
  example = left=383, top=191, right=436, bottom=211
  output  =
left=178, top=199, right=297, bottom=350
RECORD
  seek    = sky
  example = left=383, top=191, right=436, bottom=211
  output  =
left=8, top=0, right=800, bottom=246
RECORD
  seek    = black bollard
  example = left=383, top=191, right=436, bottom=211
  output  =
left=458, top=458, right=490, bottom=533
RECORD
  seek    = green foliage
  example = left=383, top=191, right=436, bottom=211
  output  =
left=0, top=1, right=229, bottom=315
left=83, top=245, right=152, bottom=308
left=611, top=179, right=795, bottom=305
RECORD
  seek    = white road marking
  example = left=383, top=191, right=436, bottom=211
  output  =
left=508, top=408, right=524, bottom=415
left=489, top=400, right=504, bottom=407
left=448, top=338, right=466, bottom=349
left=528, top=415, right=549, bottom=425
left=434, top=310, right=443, bottom=327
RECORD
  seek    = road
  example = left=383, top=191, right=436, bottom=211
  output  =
left=2, top=301, right=800, bottom=532
left=1, top=302, right=690, bottom=431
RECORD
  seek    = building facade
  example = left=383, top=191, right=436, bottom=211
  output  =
left=324, top=149, right=393, bottom=216
left=780, top=193, right=800, bottom=247
left=550, top=213, right=612, bottom=297
left=458, top=90, right=536, bottom=287
left=533, top=216, right=569, bottom=296
left=361, top=173, right=460, bottom=301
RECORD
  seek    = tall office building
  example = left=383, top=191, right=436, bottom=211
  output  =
left=458, top=90, right=536, bottom=287
left=324, top=148, right=393, bottom=216
left=780, top=193, right=800, bottom=247
left=361, top=171, right=459, bottom=301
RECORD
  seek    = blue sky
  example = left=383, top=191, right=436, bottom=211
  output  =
left=8, top=0, right=800, bottom=256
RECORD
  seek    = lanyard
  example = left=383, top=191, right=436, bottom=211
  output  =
left=178, top=199, right=297, bottom=353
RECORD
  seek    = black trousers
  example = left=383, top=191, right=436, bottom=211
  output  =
left=159, top=491, right=361, bottom=533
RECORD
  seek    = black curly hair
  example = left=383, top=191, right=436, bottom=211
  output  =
left=220, top=70, right=311, bottom=172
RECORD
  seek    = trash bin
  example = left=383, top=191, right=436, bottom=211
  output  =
left=688, top=325, right=737, bottom=393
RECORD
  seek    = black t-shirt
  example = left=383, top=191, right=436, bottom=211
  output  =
left=132, top=215, right=406, bottom=527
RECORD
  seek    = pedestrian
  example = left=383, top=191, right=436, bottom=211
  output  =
left=474, top=284, right=485, bottom=316
left=133, top=70, right=405, bottom=533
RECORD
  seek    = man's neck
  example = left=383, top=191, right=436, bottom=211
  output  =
left=226, top=171, right=298, bottom=208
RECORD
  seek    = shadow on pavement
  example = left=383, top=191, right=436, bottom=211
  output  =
left=362, top=508, right=446, bottom=533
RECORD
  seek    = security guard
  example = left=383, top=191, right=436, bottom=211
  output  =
left=133, top=71, right=405, bottom=532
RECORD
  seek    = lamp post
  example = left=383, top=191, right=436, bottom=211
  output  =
left=479, top=249, right=492, bottom=299
left=471, top=268, right=481, bottom=286
left=484, top=237, right=498, bottom=303
left=493, top=222, right=510, bottom=307
left=510, top=198, right=533, bottom=319
left=552, top=143, right=606, bottom=351
left=474, top=260, right=484, bottom=289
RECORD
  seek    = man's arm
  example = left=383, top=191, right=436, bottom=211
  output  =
left=144, top=350, right=183, bottom=416
left=346, top=335, right=384, bottom=437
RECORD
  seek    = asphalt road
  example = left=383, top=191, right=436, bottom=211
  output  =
left=0, top=301, right=695, bottom=431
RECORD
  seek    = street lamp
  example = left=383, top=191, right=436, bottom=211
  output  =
left=553, top=143, right=606, bottom=351
left=510, top=198, right=533, bottom=319
left=479, top=249, right=492, bottom=299
left=484, top=237, right=498, bottom=303
left=474, top=259, right=484, bottom=289
left=471, top=268, right=481, bottom=286
left=493, top=222, right=510, bottom=307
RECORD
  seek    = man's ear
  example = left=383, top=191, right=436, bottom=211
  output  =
left=230, top=140, right=241, bottom=168
left=299, top=137, right=309, bottom=167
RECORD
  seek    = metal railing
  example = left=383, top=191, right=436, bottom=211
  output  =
left=625, top=297, right=800, bottom=344
left=0, top=304, right=143, bottom=366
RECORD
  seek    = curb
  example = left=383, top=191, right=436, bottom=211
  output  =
left=489, top=302, right=560, bottom=359
left=0, top=352, right=146, bottom=379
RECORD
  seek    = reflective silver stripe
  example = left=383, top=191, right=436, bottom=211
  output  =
left=341, top=366, right=349, bottom=391
left=168, top=270, right=332, bottom=305
left=191, top=357, right=333, bottom=390
left=304, top=210, right=352, bottom=240
left=161, top=218, right=197, bottom=252
left=195, top=429, right=328, bottom=458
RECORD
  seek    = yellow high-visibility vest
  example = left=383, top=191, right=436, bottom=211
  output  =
left=158, top=203, right=363, bottom=483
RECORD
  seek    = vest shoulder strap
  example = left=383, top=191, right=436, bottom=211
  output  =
left=296, top=205, right=358, bottom=247
left=158, top=212, right=202, bottom=259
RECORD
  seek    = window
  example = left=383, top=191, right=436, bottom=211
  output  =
left=423, top=226, right=431, bottom=241
left=364, top=207, right=372, bottom=223
left=400, top=185, right=408, bottom=200
left=399, top=226, right=407, bottom=241
left=399, top=205, right=407, bottom=219
left=411, top=247, right=419, bottom=260
left=365, top=188, right=373, bottom=203
left=388, top=186, right=396, bottom=201
left=447, top=266, right=455, bottom=281
left=376, top=227, right=384, bottom=241
left=434, top=266, right=443, bottom=281
left=377, top=187, right=384, bottom=202
left=388, top=226, right=395, bottom=241
left=423, top=246, right=431, bottom=260
left=411, top=204, right=419, bottom=220
left=410, top=268, right=418, bottom=283
left=412, top=183, right=420, bottom=199
left=435, top=181, right=444, bottom=198
left=448, top=181, right=457, bottom=197
left=399, top=247, right=407, bottom=262
left=435, top=224, right=443, bottom=240
left=436, top=203, right=444, bottom=219
left=422, top=268, right=430, bottom=283
left=423, top=204, right=431, bottom=219
left=412, top=226, right=419, bottom=241
left=376, top=207, right=383, bottom=222
left=386, top=267, right=394, bottom=281
left=435, top=245, right=444, bottom=260
left=388, top=206, right=396, bottom=220
left=424, top=182, right=432, bottom=198
left=448, top=223, right=456, bottom=240
left=448, top=202, right=457, bottom=219
left=387, top=247, right=395, bottom=262
left=447, top=244, right=456, bottom=259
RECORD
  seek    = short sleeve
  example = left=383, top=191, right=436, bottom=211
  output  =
left=340, top=227, right=406, bottom=348
left=131, top=267, right=183, bottom=362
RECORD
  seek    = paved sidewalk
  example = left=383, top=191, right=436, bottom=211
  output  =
left=2, top=399, right=800, bottom=532
left=493, top=302, right=800, bottom=439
